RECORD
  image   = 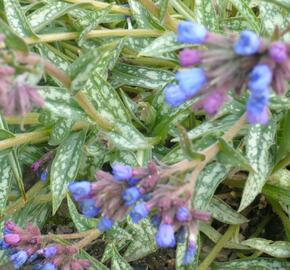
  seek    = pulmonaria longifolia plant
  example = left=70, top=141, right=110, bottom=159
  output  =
left=164, top=21, right=290, bottom=124
left=0, top=221, right=91, bottom=269
left=0, top=1, right=290, bottom=268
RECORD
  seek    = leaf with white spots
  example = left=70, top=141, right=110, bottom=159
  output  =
left=239, top=120, right=277, bottom=211
left=0, top=155, right=12, bottom=215
left=242, top=238, right=290, bottom=258
left=111, top=244, right=133, bottom=270
left=79, top=250, right=110, bottom=270
left=111, top=63, right=174, bottom=90
left=193, top=162, right=231, bottom=210
left=67, top=195, right=98, bottom=232
left=3, top=0, right=37, bottom=38
left=49, top=118, right=75, bottom=146
left=208, top=196, right=248, bottom=224
left=159, top=0, right=169, bottom=23
left=227, top=0, right=261, bottom=32
left=51, top=130, right=86, bottom=214
left=213, top=258, right=290, bottom=270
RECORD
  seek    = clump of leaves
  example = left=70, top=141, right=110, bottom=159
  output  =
left=0, top=0, right=290, bottom=270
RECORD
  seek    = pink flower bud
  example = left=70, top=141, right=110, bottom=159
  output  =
left=4, top=234, right=21, bottom=245
left=179, top=49, right=202, bottom=67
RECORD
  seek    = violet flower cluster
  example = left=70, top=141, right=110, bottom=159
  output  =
left=165, top=21, right=290, bottom=124
left=69, top=162, right=211, bottom=265
left=0, top=221, right=91, bottom=270
left=0, top=35, right=44, bottom=116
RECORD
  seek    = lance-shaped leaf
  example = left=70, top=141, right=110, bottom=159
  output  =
left=111, top=244, right=133, bottom=270
left=49, top=118, right=75, bottom=146
left=213, top=258, right=290, bottom=270
left=217, top=138, right=255, bottom=173
left=208, top=196, right=248, bottom=225
left=0, top=155, right=12, bottom=215
left=51, top=130, right=86, bottom=214
left=3, top=0, right=38, bottom=38
left=242, top=238, right=290, bottom=258
left=67, top=195, right=98, bottom=232
left=239, top=120, right=276, bottom=211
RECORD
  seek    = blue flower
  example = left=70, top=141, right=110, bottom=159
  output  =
left=27, top=253, right=38, bottom=263
left=40, top=170, right=48, bottom=182
left=176, top=68, right=207, bottom=98
left=183, top=243, right=197, bottom=265
left=68, top=181, right=92, bottom=202
left=130, top=203, right=149, bottom=223
left=112, top=163, right=132, bottom=181
left=42, top=262, right=57, bottom=270
left=32, top=263, right=43, bottom=270
left=176, top=207, right=191, bottom=222
left=248, top=64, right=272, bottom=92
left=155, top=224, right=176, bottom=248
left=164, top=84, right=188, bottom=107
left=43, top=246, right=57, bottom=258
left=97, top=217, right=114, bottom=232
left=177, top=21, right=208, bottom=44
left=122, top=187, right=141, bottom=206
left=0, top=239, right=10, bottom=250
left=128, top=178, right=141, bottom=186
left=247, top=95, right=269, bottom=125
left=80, top=199, right=100, bottom=218
left=234, top=30, right=260, bottom=56
left=10, top=250, right=28, bottom=269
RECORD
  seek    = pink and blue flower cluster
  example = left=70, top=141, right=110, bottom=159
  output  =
left=165, top=21, right=290, bottom=124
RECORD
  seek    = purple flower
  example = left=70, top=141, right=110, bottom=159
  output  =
left=42, top=246, right=57, bottom=258
left=176, top=68, right=207, bottom=98
left=122, top=187, right=141, bottom=206
left=27, top=253, right=38, bottom=263
left=68, top=181, right=92, bottom=202
left=248, top=64, right=273, bottom=92
left=97, top=217, right=114, bottom=232
left=10, top=250, right=28, bottom=269
left=155, top=224, right=176, bottom=248
left=176, top=207, right=191, bottom=222
left=164, top=84, right=188, bottom=107
left=183, top=242, right=197, bottom=265
left=128, top=178, right=141, bottom=186
left=42, top=262, right=57, bottom=270
left=4, top=234, right=21, bottom=245
left=112, top=163, right=132, bottom=181
left=269, top=42, right=288, bottom=63
left=179, top=49, right=202, bottom=67
left=177, top=22, right=208, bottom=44
left=80, top=199, right=100, bottom=218
left=234, top=30, right=260, bottom=56
left=202, top=90, right=226, bottom=116
left=130, top=203, right=149, bottom=223
left=151, top=215, right=161, bottom=228
left=0, top=239, right=10, bottom=250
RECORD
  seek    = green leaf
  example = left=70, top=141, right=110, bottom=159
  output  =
left=259, top=1, right=290, bottom=40
left=262, top=0, right=290, bottom=12
left=49, top=118, right=75, bottom=146
left=139, top=32, right=187, bottom=57
left=78, top=6, right=113, bottom=45
left=67, top=195, right=98, bottom=232
left=79, top=250, right=110, bottom=270
left=213, top=258, right=290, bottom=270
left=193, top=163, right=231, bottom=210
left=51, top=130, right=86, bottom=214
left=193, top=0, right=220, bottom=31
left=239, top=120, right=277, bottom=211
left=242, top=238, right=290, bottom=258
left=111, top=244, right=133, bottom=270
left=3, top=0, right=38, bottom=38
left=0, top=18, right=28, bottom=51
left=227, top=0, right=261, bottom=32
left=217, top=138, right=255, bottom=173
left=107, top=121, right=153, bottom=151
left=0, top=155, right=12, bottom=215
left=110, top=63, right=175, bottom=90
left=124, top=219, right=157, bottom=262
left=276, top=110, right=290, bottom=161
left=128, top=0, right=164, bottom=30
left=159, top=0, right=169, bottom=23
left=208, top=196, right=248, bottom=224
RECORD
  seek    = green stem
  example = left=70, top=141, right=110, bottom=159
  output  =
left=198, top=225, right=237, bottom=270
left=22, top=29, right=163, bottom=46
left=170, top=0, right=196, bottom=21
left=73, top=229, right=101, bottom=249
left=272, top=154, right=290, bottom=173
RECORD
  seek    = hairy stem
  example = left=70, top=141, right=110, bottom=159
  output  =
left=198, top=225, right=237, bottom=270
left=73, top=229, right=101, bottom=249
left=42, top=229, right=98, bottom=241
